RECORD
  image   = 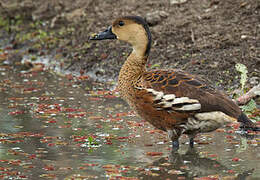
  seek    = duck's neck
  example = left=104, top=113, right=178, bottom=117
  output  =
left=118, top=47, right=148, bottom=90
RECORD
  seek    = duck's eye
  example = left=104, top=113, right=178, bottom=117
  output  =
left=118, top=21, right=124, bottom=26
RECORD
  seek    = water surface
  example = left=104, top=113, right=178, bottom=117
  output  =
left=0, top=61, right=259, bottom=179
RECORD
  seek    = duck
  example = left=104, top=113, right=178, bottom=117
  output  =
left=90, top=16, right=257, bottom=150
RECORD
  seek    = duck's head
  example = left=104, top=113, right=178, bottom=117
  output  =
left=90, top=16, right=152, bottom=56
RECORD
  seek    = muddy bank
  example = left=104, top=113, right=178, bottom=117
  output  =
left=0, top=0, right=259, bottom=89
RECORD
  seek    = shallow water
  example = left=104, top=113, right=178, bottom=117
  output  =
left=0, top=61, right=259, bottom=179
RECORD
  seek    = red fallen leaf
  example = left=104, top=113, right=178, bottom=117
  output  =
left=0, top=53, right=7, bottom=61
left=78, top=166, right=88, bottom=170
left=111, top=118, right=122, bottom=122
left=43, top=165, right=55, bottom=171
left=147, top=129, right=162, bottom=134
left=231, top=123, right=240, bottom=129
left=116, top=112, right=128, bottom=117
left=3, top=79, right=11, bottom=84
left=8, top=110, right=25, bottom=115
left=216, top=129, right=225, bottom=132
left=133, top=123, right=144, bottom=127
left=227, top=130, right=234, bottom=134
left=177, top=177, right=186, bottom=180
left=213, top=164, right=220, bottom=168
left=96, top=125, right=102, bottom=128
left=4, top=170, right=19, bottom=176
left=8, top=97, right=24, bottom=101
left=7, top=140, right=24, bottom=143
left=29, top=154, right=36, bottom=159
left=208, top=154, right=218, bottom=158
left=102, top=164, right=115, bottom=169
left=58, top=125, right=71, bottom=128
left=79, top=69, right=85, bottom=76
left=19, top=175, right=27, bottom=179
left=7, top=104, right=18, bottom=109
left=180, top=166, right=188, bottom=169
left=81, top=163, right=98, bottom=167
left=4, top=46, right=12, bottom=50
left=118, top=136, right=130, bottom=140
left=0, top=160, right=9, bottom=163
left=67, top=113, right=85, bottom=118
left=9, top=160, right=21, bottom=166
left=45, top=120, right=57, bottom=123
left=0, top=167, right=6, bottom=171
left=226, top=135, right=234, bottom=139
left=47, top=143, right=55, bottom=147
left=0, top=87, right=6, bottom=92
left=78, top=75, right=89, bottom=80
left=194, top=177, right=216, bottom=180
left=146, top=152, right=163, bottom=156
left=89, top=97, right=101, bottom=101
left=232, top=157, right=240, bottom=162
left=104, top=95, right=116, bottom=98
left=227, top=170, right=235, bottom=174
left=64, top=108, right=81, bottom=112
left=66, top=74, right=74, bottom=80
left=40, top=138, right=50, bottom=143
left=39, top=96, right=50, bottom=101
left=120, top=169, right=128, bottom=173
left=100, top=53, right=108, bottom=59
left=88, top=116, right=103, bottom=120
left=23, top=87, right=38, bottom=92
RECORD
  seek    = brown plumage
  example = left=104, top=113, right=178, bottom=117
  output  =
left=90, top=16, right=257, bottom=149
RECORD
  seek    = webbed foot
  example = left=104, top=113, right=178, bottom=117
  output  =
left=172, top=140, right=179, bottom=151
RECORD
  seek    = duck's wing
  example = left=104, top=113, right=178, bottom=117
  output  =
left=135, top=69, right=241, bottom=119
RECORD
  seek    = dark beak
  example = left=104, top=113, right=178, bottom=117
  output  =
left=90, top=26, right=117, bottom=40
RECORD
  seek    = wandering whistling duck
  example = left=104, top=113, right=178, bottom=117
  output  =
left=90, top=16, right=257, bottom=150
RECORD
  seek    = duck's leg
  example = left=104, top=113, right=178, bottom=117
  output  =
left=167, top=129, right=181, bottom=151
left=172, top=140, right=179, bottom=150
left=189, top=137, right=194, bottom=148
left=188, top=134, right=195, bottom=148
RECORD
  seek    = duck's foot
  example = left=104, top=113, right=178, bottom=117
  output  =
left=189, top=137, right=194, bottom=148
left=167, top=129, right=181, bottom=151
left=172, top=140, right=179, bottom=151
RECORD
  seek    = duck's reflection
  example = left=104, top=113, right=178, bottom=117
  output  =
left=139, top=149, right=254, bottom=179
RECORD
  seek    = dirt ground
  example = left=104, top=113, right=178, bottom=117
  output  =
left=0, top=0, right=259, bottom=90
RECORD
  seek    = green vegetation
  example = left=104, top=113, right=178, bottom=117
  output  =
left=235, top=63, right=248, bottom=93
left=235, top=63, right=259, bottom=121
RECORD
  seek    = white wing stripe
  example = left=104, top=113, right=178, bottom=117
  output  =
left=138, top=87, right=201, bottom=111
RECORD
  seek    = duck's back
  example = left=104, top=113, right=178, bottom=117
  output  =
left=127, top=69, right=243, bottom=131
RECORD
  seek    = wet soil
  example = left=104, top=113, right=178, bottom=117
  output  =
left=0, top=0, right=259, bottom=89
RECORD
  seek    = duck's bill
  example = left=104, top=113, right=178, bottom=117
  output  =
left=90, top=26, right=117, bottom=40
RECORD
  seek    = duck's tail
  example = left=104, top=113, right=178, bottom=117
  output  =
left=238, top=113, right=259, bottom=131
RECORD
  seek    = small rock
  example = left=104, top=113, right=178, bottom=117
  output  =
left=65, top=8, right=86, bottom=23
left=241, top=35, right=247, bottom=39
left=145, top=11, right=169, bottom=26
left=249, top=77, right=259, bottom=86
left=209, top=61, right=219, bottom=68
left=170, top=0, right=188, bottom=5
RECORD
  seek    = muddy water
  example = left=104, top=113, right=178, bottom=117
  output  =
left=0, top=64, right=259, bottom=179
